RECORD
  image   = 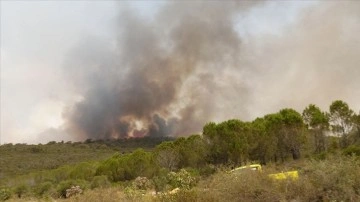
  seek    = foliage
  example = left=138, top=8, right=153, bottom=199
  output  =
left=90, top=175, right=111, bottom=189
left=203, top=120, right=252, bottom=165
left=343, top=145, right=360, bottom=156
left=13, top=184, right=29, bottom=198
left=152, top=168, right=170, bottom=192
left=57, top=179, right=89, bottom=198
left=154, top=135, right=207, bottom=171
left=96, top=149, right=157, bottom=182
left=203, top=108, right=306, bottom=165
left=167, top=169, right=197, bottom=190
left=0, top=137, right=172, bottom=183
left=34, top=182, right=54, bottom=197
left=303, top=104, right=329, bottom=153
left=0, top=188, right=11, bottom=201
left=2, top=100, right=360, bottom=201
left=155, top=141, right=180, bottom=171
left=132, top=177, right=153, bottom=190
left=69, top=162, right=98, bottom=181
left=329, top=100, right=355, bottom=135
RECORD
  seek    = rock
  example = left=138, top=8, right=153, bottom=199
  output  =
left=65, top=185, right=83, bottom=198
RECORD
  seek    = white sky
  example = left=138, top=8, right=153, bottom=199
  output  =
left=2, top=1, right=358, bottom=144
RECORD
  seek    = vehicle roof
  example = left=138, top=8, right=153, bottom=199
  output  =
left=231, top=164, right=262, bottom=172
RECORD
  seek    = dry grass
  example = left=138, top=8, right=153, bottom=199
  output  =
left=5, top=155, right=360, bottom=202
left=193, top=156, right=360, bottom=202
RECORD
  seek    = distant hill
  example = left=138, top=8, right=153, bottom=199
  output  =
left=0, top=136, right=174, bottom=182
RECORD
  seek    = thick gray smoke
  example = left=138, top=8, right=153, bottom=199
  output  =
left=62, top=1, right=360, bottom=140
left=63, top=2, right=259, bottom=139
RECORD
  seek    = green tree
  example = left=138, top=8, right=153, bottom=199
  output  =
left=329, top=100, right=355, bottom=147
left=154, top=141, right=180, bottom=171
left=263, top=109, right=305, bottom=162
left=263, top=113, right=284, bottom=162
left=279, top=108, right=305, bottom=160
left=351, top=112, right=360, bottom=143
left=203, top=120, right=250, bottom=166
left=249, top=117, right=277, bottom=164
left=96, top=149, right=156, bottom=181
left=180, top=134, right=207, bottom=168
left=203, top=122, right=226, bottom=164
left=95, top=153, right=128, bottom=182
left=127, top=149, right=156, bottom=179
left=303, top=104, right=329, bottom=153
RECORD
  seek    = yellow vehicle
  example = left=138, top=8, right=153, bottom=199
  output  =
left=230, top=164, right=299, bottom=181
left=268, top=170, right=298, bottom=180
left=230, top=164, right=262, bottom=172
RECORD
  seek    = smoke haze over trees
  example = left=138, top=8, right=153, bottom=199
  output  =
left=1, top=1, right=359, bottom=143
left=62, top=2, right=260, bottom=140
left=61, top=1, right=360, bottom=141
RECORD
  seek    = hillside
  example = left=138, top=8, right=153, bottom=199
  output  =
left=0, top=137, right=173, bottom=184
left=1, top=100, right=360, bottom=201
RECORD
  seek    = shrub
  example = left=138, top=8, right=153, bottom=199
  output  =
left=57, top=180, right=89, bottom=198
left=124, top=186, right=144, bottom=201
left=29, top=146, right=45, bottom=153
left=193, top=155, right=360, bottom=202
left=167, top=169, right=197, bottom=190
left=69, top=162, right=97, bottom=181
left=0, top=188, right=11, bottom=201
left=198, top=164, right=216, bottom=177
left=13, top=184, right=29, bottom=198
left=152, top=169, right=170, bottom=192
left=34, top=181, right=54, bottom=197
left=91, top=175, right=111, bottom=189
left=297, top=155, right=360, bottom=201
left=198, top=169, right=285, bottom=201
left=132, top=176, right=152, bottom=190
left=343, top=145, right=360, bottom=156
left=96, top=149, right=157, bottom=182
left=65, top=185, right=83, bottom=198
left=53, top=166, right=71, bottom=183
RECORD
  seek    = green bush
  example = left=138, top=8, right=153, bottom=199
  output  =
left=69, top=162, right=97, bottom=181
left=96, top=149, right=157, bottom=182
left=167, top=169, right=197, bottom=190
left=13, top=184, right=29, bottom=198
left=124, top=186, right=144, bottom=201
left=343, top=145, right=360, bottom=156
left=152, top=169, right=170, bottom=192
left=91, top=175, right=111, bottom=189
left=29, top=146, right=45, bottom=153
left=132, top=176, right=153, bottom=190
left=34, top=181, right=54, bottom=197
left=57, top=180, right=89, bottom=198
left=198, top=164, right=216, bottom=177
left=52, top=166, right=71, bottom=183
left=0, top=188, right=11, bottom=201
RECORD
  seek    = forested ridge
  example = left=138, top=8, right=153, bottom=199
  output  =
left=1, top=100, right=360, bottom=201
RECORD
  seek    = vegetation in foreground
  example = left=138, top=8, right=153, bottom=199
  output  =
left=3, top=155, right=360, bottom=202
left=1, top=100, right=360, bottom=201
left=0, top=136, right=173, bottom=180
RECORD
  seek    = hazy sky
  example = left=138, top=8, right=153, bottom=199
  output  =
left=1, top=1, right=359, bottom=144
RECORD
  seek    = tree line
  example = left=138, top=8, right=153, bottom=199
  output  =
left=97, top=100, right=359, bottom=180
left=156, top=100, right=360, bottom=169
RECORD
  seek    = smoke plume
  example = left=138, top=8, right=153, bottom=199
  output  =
left=62, top=1, right=360, bottom=140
